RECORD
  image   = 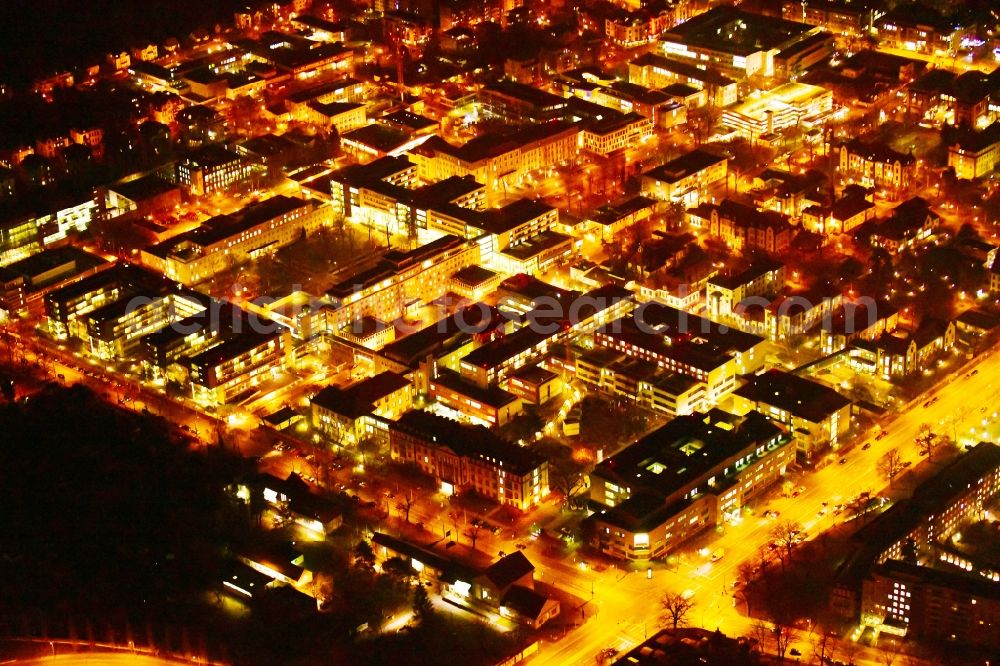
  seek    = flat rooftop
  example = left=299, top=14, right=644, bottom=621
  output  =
left=147, top=195, right=309, bottom=258
left=431, top=368, right=520, bottom=408
left=413, top=121, right=577, bottom=165
left=662, top=6, right=814, bottom=57
left=342, top=124, right=412, bottom=152
left=734, top=368, right=851, bottom=422
left=108, top=174, right=179, bottom=202
left=312, top=371, right=411, bottom=418
left=188, top=328, right=282, bottom=370
left=726, top=82, right=830, bottom=118
left=644, top=149, right=726, bottom=184
left=379, top=304, right=503, bottom=368
left=595, top=409, right=784, bottom=501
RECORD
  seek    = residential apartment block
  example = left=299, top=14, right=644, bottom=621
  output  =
left=389, top=410, right=548, bottom=510
left=188, top=327, right=292, bottom=404
left=142, top=196, right=329, bottom=286
left=732, top=368, right=851, bottom=457
left=641, top=149, right=728, bottom=207
left=408, top=122, right=581, bottom=203
left=948, top=122, right=1000, bottom=180
left=554, top=346, right=706, bottom=416
left=838, top=138, right=916, bottom=193
left=322, top=234, right=480, bottom=331
left=594, top=303, right=766, bottom=405
left=833, top=443, right=1000, bottom=635
left=311, top=371, right=413, bottom=444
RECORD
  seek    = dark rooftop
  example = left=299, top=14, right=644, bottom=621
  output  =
left=108, top=174, right=179, bottom=202
left=595, top=409, right=785, bottom=506
left=481, top=81, right=567, bottom=110
left=662, top=7, right=813, bottom=58
left=312, top=371, right=411, bottom=419
left=180, top=144, right=243, bottom=168
left=481, top=551, right=534, bottom=589
left=844, top=138, right=915, bottom=166
left=391, top=409, right=543, bottom=475
left=413, top=121, right=577, bottom=165
left=593, top=195, right=656, bottom=225
left=632, top=53, right=736, bottom=87
left=147, top=195, right=309, bottom=258
left=379, top=304, right=504, bottom=368
left=432, top=368, right=521, bottom=409
left=734, top=369, right=850, bottom=422
left=451, top=265, right=499, bottom=287
left=461, top=326, right=551, bottom=370
left=342, top=124, right=412, bottom=152
left=188, top=328, right=282, bottom=370
left=644, top=149, right=727, bottom=184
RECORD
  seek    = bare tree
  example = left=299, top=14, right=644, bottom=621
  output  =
left=878, top=448, right=905, bottom=488
left=768, top=520, right=803, bottom=569
left=749, top=620, right=771, bottom=656
left=467, top=522, right=483, bottom=551
left=840, top=636, right=861, bottom=666
left=397, top=493, right=414, bottom=523
left=810, top=627, right=837, bottom=666
left=659, top=592, right=695, bottom=630
left=773, top=623, right=794, bottom=661
left=915, top=424, right=939, bottom=462
left=878, top=636, right=902, bottom=666
left=755, top=544, right=772, bottom=577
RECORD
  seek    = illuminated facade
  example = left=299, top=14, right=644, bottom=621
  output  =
left=389, top=410, right=548, bottom=510
left=0, top=215, right=42, bottom=267
left=595, top=303, right=766, bottom=405
left=85, top=291, right=207, bottom=359
left=560, top=347, right=707, bottom=416
left=175, top=146, right=250, bottom=196
left=429, top=368, right=523, bottom=427
left=687, top=199, right=793, bottom=254
left=732, top=368, right=851, bottom=456
left=948, top=122, right=1000, bottom=180
left=862, top=562, right=1000, bottom=649
left=874, top=6, right=961, bottom=55
left=834, top=443, right=1000, bottom=624
left=142, top=196, right=329, bottom=285
left=780, top=0, right=881, bottom=38
left=721, top=82, right=833, bottom=139
left=641, top=148, right=728, bottom=207
left=629, top=53, right=739, bottom=107
left=589, top=410, right=792, bottom=560
left=581, top=113, right=653, bottom=155
left=189, top=328, right=292, bottom=405
left=590, top=196, right=656, bottom=242
left=311, top=371, right=413, bottom=444
left=297, top=101, right=366, bottom=134
left=659, top=7, right=820, bottom=79
left=322, top=234, right=480, bottom=331
left=706, top=260, right=786, bottom=320
left=408, top=123, right=581, bottom=204
left=838, top=139, right=915, bottom=193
